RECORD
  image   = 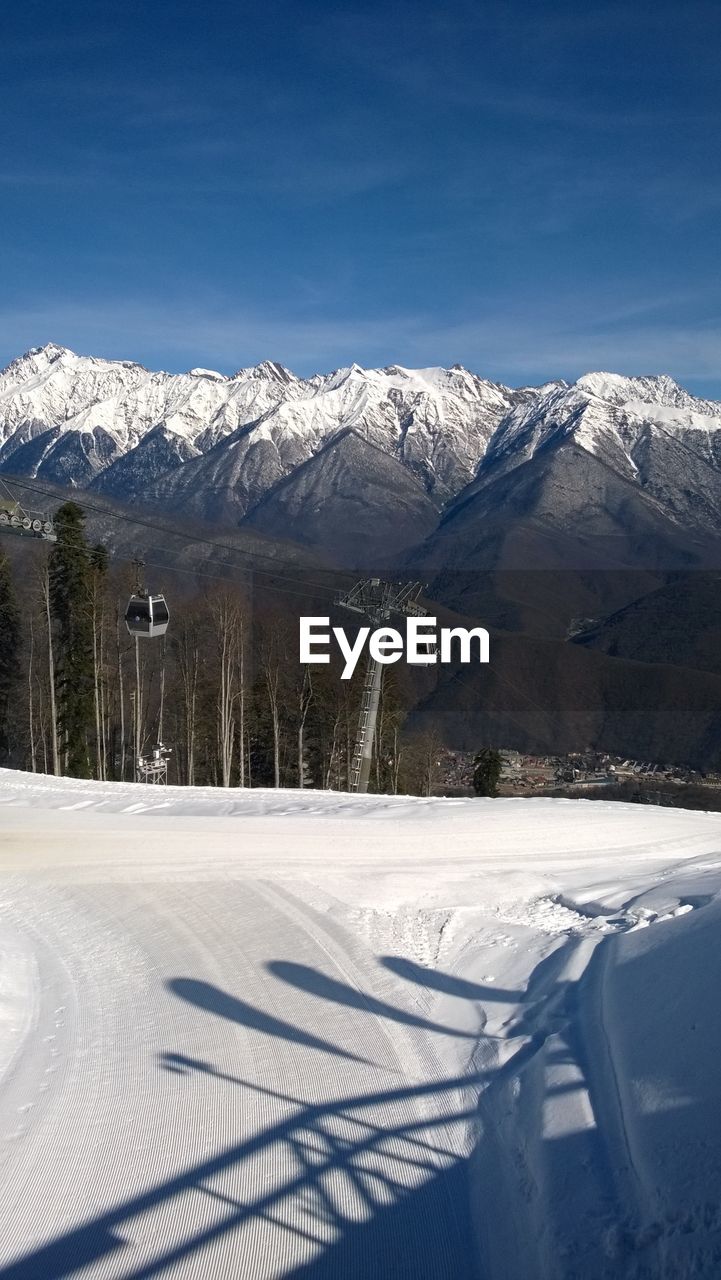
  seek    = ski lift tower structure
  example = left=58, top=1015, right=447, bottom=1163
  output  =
left=336, top=578, right=428, bottom=794
left=136, top=742, right=172, bottom=784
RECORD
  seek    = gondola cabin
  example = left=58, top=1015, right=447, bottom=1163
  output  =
left=125, top=594, right=169, bottom=639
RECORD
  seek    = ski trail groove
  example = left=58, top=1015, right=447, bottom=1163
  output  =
left=0, top=876, right=479, bottom=1279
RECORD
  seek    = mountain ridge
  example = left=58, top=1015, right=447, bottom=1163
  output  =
left=1, top=343, right=720, bottom=571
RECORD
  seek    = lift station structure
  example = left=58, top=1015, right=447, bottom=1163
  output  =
left=0, top=479, right=56, bottom=540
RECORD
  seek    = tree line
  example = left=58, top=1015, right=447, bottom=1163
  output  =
left=0, top=502, right=447, bottom=794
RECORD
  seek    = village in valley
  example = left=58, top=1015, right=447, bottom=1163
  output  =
left=437, top=748, right=721, bottom=798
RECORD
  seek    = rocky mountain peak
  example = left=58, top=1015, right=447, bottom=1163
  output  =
left=0, top=345, right=720, bottom=564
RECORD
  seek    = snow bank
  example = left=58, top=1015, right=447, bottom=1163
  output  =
left=469, top=860, right=721, bottom=1278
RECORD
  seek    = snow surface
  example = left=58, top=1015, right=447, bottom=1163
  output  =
left=1, top=769, right=721, bottom=1277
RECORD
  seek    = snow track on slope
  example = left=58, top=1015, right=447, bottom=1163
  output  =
left=2, top=771, right=721, bottom=1278
left=0, top=876, right=475, bottom=1279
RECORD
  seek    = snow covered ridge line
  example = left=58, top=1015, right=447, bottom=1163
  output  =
left=5, top=342, right=721, bottom=562
left=299, top=616, right=489, bottom=679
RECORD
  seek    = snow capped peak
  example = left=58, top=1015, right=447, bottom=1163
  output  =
left=0, top=342, right=74, bottom=384
left=575, top=371, right=646, bottom=400
left=480, top=367, right=721, bottom=518
left=2, top=344, right=721, bottom=543
left=384, top=363, right=448, bottom=385
left=520, top=378, right=568, bottom=396
left=319, top=363, right=368, bottom=390
left=26, top=342, right=73, bottom=362
left=573, top=371, right=720, bottom=417
left=233, top=360, right=297, bottom=385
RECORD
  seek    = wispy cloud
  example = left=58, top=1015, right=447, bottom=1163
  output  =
left=0, top=298, right=411, bottom=377
left=0, top=293, right=719, bottom=395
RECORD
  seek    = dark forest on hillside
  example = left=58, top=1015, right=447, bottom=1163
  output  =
left=0, top=503, right=446, bottom=794
left=3, top=485, right=721, bottom=789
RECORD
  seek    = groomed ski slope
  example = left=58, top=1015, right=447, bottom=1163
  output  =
left=1, top=771, right=721, bottom=1279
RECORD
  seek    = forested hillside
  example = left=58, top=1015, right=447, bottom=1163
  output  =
left=0, top=504, right=441, bottom=793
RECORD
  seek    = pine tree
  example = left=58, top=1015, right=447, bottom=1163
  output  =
left=49, top=502, right=105, bottom=778
left=473, top=747, right=503, bottom=797
left=89, top=543, right=109, bottom=780
left=0, top=548, right=19, bottom=761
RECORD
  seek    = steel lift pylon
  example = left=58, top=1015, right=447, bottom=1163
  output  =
left=335, top=579, right=429, bottom=793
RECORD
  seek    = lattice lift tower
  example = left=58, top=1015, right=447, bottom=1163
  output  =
left=336, top=578, right=429, bottom=793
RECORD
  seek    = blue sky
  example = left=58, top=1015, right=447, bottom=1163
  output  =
left=2, top=0, right=721, bottom=393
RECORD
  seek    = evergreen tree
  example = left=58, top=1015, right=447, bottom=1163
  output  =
left=0, top=548, right=19, bottom=761
left=90, top=543, right=109, bottom=579
left=49, top=502, right=106, bottom=777
left=473, top=747, right=503, bottom=797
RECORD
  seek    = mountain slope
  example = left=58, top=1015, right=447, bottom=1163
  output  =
left=0, top=346, right=515, bottom=513
left=474, top=372, right=721, bottom=534
left=0, top=345, right=303, bottom=486
left=404, top=372, right=721, bottom=628
left=2, top=346, right=721, bottom=579
left=412, top=629, right=721, bottom=769
left=571, top=572, right=721, bottom=676
left=243, top=428, right=440, bottom=563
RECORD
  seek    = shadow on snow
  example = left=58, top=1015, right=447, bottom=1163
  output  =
left=0, top=930, right=705, bottom=1279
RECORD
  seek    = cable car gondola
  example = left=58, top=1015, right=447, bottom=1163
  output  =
left=125, top=592, right=169, bottom=639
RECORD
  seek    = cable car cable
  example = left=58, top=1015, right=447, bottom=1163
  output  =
left=1, top=474, right=355, bottom=595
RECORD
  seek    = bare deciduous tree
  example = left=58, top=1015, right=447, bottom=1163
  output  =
left=39, top=562, right=60, bottom=777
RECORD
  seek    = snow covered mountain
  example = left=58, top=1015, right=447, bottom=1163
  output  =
left=1, top=344, right=721, bottom=565
left=0, top=345, right=305, bottom=491
left=0, top=345, right=514, bottom=504
left=473, top=371, right=721, bottom=533
left=408, top=369, right=721, bottom=595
